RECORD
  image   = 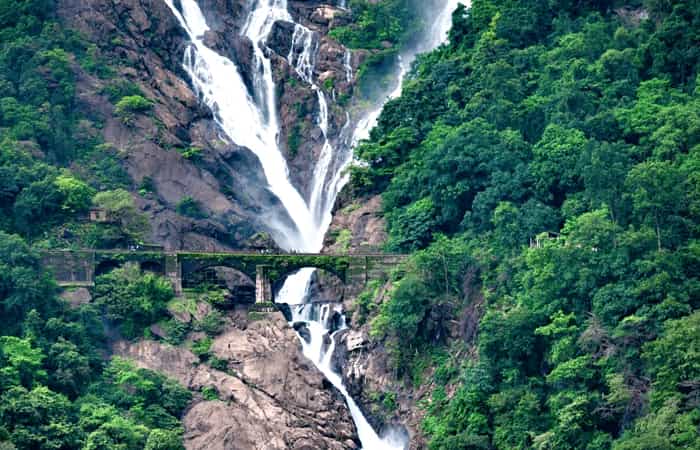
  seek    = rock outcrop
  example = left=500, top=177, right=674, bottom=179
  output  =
left=55, top=0, right=358, bottom=250
left=324, top=195, right=388, bottom=253
left=115, top=312, right=360, bottom=450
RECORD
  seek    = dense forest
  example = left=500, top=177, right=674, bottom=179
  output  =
left=0, top=1, right=192, bottom=448
left=2, top=0, right=699, bottom=448
left=351, top=0, right=700, bottom=448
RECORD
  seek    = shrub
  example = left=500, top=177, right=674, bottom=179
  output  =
left=176, top=197, right=206, bottom=219
left=178, top=147, right=202, bottom=161
left=195, top=311, right=224, bottom=337
left=190, top=337, right=212, bottom=360
left=102, top=80, right=143, bottom=102
left=201, top=386, right=219, bottom=401
left=94, top=263, right=174, bottom=339
left=209, top=357, right=228, bottom=372
left=92, top=189, right=149, bottom=241
left=114, top=95, right=153, bottom=123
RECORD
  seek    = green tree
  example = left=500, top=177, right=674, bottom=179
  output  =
left=145, top=429, right=184, bottom=450
left=625, top=161, right=685, bottom=250
left=93, top=264, right=173, bottom=338
left=92, top=189, right=149, bottom=242
left=0, top=336, right=45, bottom=389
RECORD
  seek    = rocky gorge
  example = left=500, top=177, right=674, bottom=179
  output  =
left=50, top=0, right=462, bottom=448
left=56, top=0, right=362, bottom=251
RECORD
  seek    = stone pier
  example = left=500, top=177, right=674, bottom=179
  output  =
left=255, top=265, right=272, bottom=303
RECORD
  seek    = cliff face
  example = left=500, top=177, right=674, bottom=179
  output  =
left=55, top=0, right=357, bottom=250
left=55, top=0, right=371, bottom=446
left=115, top=312, right=360, bottom=449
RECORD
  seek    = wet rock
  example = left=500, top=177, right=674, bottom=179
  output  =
left=346, top=329, right=367, bottom=352
left=267, top=20, right=297, bottom=58
left=293, top=321, right=311, bottom=343
left=278, top=303, right=293, bottom=322
left=310, top=6, right=342, bottom=25
left=149, top=324, right=168, bottom=340
left=307, top=270, right=345, bottom=303
left=329, top=311, right=344, bottom=333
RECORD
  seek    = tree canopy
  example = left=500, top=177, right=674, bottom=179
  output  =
left=351, top=0, right=700, bottom=448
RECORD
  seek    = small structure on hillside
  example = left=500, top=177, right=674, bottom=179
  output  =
left=88, top=208, right=113, bottom=223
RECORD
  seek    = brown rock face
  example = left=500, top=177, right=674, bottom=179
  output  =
left=56, top=0, right=277, bottom=250
left=324, top=195, right=388, bottom=253
left=115, top=312, right=360, bottom=450
left=55, top=0, right=360, bottom=250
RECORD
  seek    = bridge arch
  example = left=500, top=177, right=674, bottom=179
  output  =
left=140, top=260, right=164, bottom=274
left=184, top=265, right=255, bottom=304
left=94, top=259, right=123, bottom=277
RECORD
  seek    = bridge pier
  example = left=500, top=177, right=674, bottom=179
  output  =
left=255, top=265, right=272, bottom=303
left=165, top=253, right=182, bottom=296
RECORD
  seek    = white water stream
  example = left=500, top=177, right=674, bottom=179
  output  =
left=162, top=0, right=464, bottom=447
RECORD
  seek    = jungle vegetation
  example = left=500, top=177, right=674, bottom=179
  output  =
left=352, top=0, right=700, bottom=448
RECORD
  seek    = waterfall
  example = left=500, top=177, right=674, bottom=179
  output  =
left=162, top=0, right=464, bottom=448
left=278, top=272, right=407, bottom=449
left=162, top=0, right=317, bottom=251
left=276, top=2, right=466, bottom=448
left=344, top=50, right=353, bottom=82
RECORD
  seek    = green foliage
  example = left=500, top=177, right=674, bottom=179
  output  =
left=0, top=231, right=56, bottom=334
left=370, top=235, right=473, bottom=374
left=194, top=311, right=224, bottom=337
left=208, top=357, right=228, bottom=372
left=354, top=279, right=382, bottom=325
left=94, top=263, right=173, bottom=339
left=0, top=8, right=192, bottom=448
left=350, top=0, right=700, bottom=448
left=176, top=196, right=206, bottom=219
left=334, top=229, right=352, bottom=252
left=144, top=429, right=185, bottom=450
left=642, top=311, right=700, bottom=407
left=101, top=80, right=143, bottom=102
left=54, top=171, right=95, bottom=213
left=329, top=0, right=421, bottom=50
left=190, top=337, right=212, bottom=360
left=178, top=146, right=202, bottom=161
left=92, top=189, right=149, bottom=244
left=287, top=123, right=301, bottom=157
left=0, top=336, right=46, bottom=389
left=114, top=95, right=153, bottom=124
left=0, top=231, right=189, bottom=448
left=161, top=319, right=190, bottom=346
left=201, top=386, right=219, bottom=401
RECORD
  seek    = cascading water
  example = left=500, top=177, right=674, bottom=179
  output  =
left=285, top=23, right=340, bottom=239
left=276, top=2, right=466, bottom=449
left=162, top=0, right=317, bottom=251
left=162, top=0, right=464, bottom=447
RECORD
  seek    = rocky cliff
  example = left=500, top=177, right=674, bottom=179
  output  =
left=56, top=0, right=358, bottom=250
left=51, top=0, right=447, bottom=447
left=116, top=312, right=360, bottom=449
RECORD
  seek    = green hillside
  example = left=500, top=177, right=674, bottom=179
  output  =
left=351, top=0, right=700, bottom=448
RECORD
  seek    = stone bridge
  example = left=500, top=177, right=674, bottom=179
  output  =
left=40, top=250, right=407, bottom=303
